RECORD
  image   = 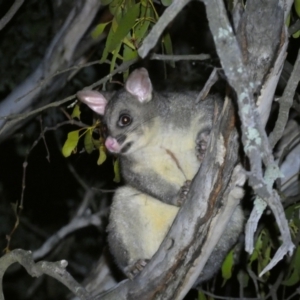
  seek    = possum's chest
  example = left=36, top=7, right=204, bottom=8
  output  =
left=132, top=126, right=200, bottom=186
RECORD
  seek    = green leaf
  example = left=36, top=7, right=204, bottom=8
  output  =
left=84, top=130, right=94, bottom=154
left=163, top=33, right=175, bottom=67
left=97, top=145, right=107, bottom=165
left=135, top=19, right=150, bottom=44
left=113, top=158, right=121, bottom=182
left=93, top=138, right=101, bottom=149
left=286, top=13, right=290, bottom=27
left=198, top=291, right=207, bottom=300
left=222, top=249, right=234, bottom=281
left=110, top=42, right=122, bottom=73
left=101, top=3, right=140, bottom=63
left=248, top=231, right=263, bottom=265
left=123, top=36, right=136, bottom=50
left=259, top=244, right=271, bottom=276
left=109, top=0, right=122, bottom=16
left=62, top=130, right=80, bottom=157
left=295, top=0, right=300, bottom=17
left=91, top=22, right=110, bottom=40
left=161, top=0, right=173, bottom=6
left=282, top=266, right=300, bottom=286
left=71, top=104, right=81, bottom=119
left=237, top=270, right=249, bottom=289
left=123, top=43, right=138, bottom=61
left=282, top=246, right=300, bottom=286
left=123, top=44, right=138, bottom=80
left=292, top=30, right=300, bottom=39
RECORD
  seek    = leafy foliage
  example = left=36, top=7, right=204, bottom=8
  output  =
left=91, top=0, right=173, bottom=74
left=62, top=105, right=108, bottom=166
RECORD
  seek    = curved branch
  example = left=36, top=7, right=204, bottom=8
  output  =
left=0, top=249, right=91, bottom=300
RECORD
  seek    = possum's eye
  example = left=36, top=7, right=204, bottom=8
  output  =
left=118, top=114, right=132, bottom=127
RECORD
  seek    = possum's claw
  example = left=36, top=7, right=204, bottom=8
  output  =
left=126, top=259, right=149, bottom=279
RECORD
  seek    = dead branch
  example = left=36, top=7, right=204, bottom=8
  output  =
left=0, top=249, right=91, bottom=300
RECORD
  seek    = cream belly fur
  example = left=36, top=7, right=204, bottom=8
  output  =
left=132, top=123, right=200, bottom=187
left=110, top=186, right=179, bottom=264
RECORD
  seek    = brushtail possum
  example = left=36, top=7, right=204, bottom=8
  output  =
left=77, top=68, right=244, bottom=283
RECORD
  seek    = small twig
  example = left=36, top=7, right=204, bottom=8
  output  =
left=0, top=94, right=76, bottom=123
left=66, top=163, right=90, bottom=191
left=75, top=189, right=97, bottom=218
left=14, top=60, right=111, bottom=104
left=196, top=68, right=219, bottom=103
left=4, top=119, right=87, bottom=252
left=39, top=116, right=50, bottom=163
left=265, top=270, right=285, bottom=300
left=150, top=53, right=210, bottom=61
left=32, top=211, right=103, bottom=261
left=84, top=57, right=139, bottom=91
left=0, top=57, right=139, bottom=130
left=246, top=265, right=262, bottom=298
left=278, top=132, right=300, bottom=168
left=269, top=49, right=300, bottom=148
left=285, top=287, right=300, bottom=300
left=0, top=0, right=25, bottom=30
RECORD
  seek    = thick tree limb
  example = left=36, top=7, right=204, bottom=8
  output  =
left=202, top=0, right=294, bottom=276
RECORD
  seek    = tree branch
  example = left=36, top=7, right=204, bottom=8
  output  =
left=202, top=0, right=294, bottom=276
left=0, top=0, right=25, bottom=31
left=0, top=0, right=102, bottom=142
left=138, top=0, right=191, bottom=58
left=0, top=249, right=91, bottom=300
left=269, top=48, right=300, bottom=148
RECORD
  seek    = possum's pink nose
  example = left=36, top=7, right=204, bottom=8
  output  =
left=105, top=137, right=121, bottom=153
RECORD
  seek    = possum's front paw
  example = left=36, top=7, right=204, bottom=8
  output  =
left=176, top=180, right=191, bottom=206
left=125, top=259, right=149, bottom=279
left=196, top=130, right=210, bottom=161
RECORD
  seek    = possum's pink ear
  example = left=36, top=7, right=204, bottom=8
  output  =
left=77, top=90, right=108, bottom=115
left=125, top=68, right=153, bottom=103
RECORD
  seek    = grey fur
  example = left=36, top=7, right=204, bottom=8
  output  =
left=104, top=88, right=220, bottom=205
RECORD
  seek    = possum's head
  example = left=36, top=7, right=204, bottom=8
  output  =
left=77, top=68, right=158, bottom=155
